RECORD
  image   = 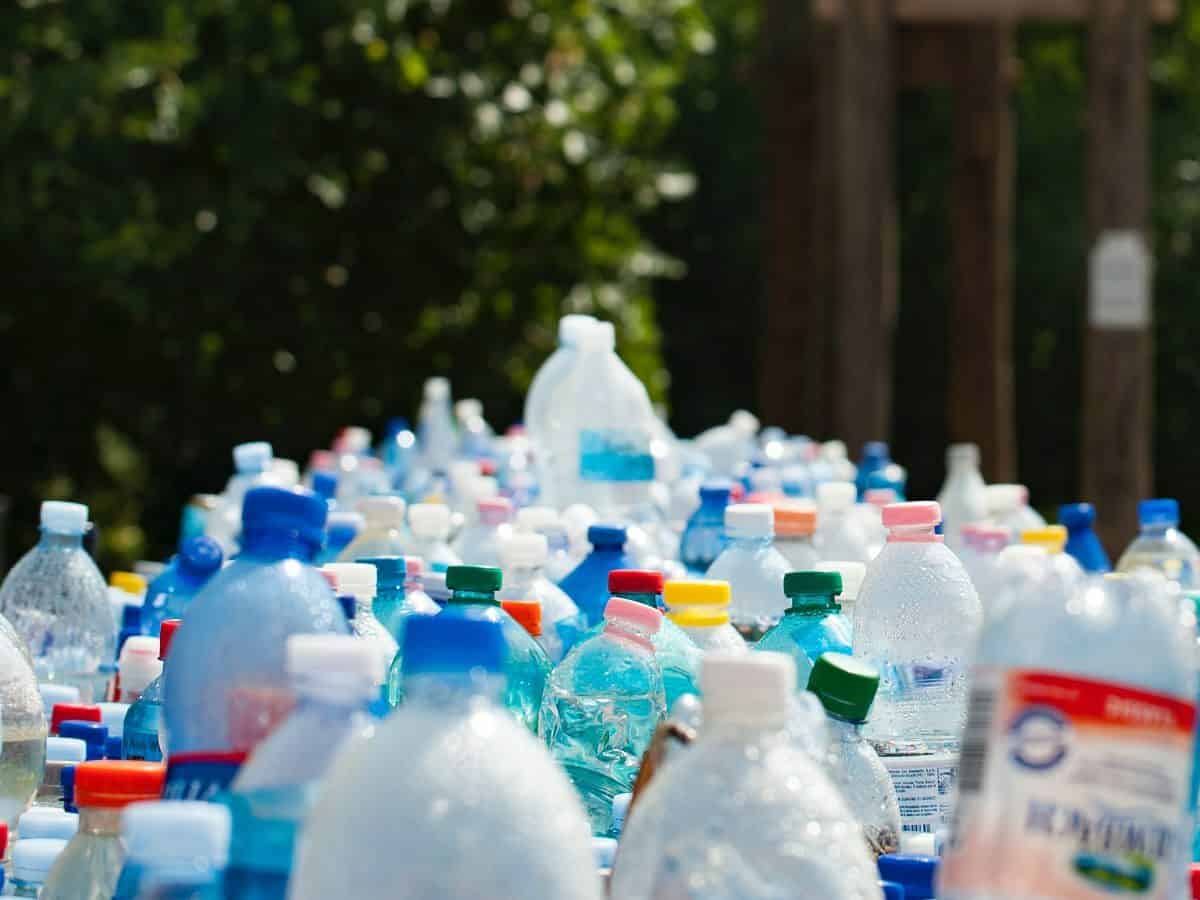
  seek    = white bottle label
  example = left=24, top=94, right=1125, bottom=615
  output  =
left=881, top=752, right=958, bottom=835
left=578, top=428, right=654, bottom=482
left=941, top=666, right=1195, bottom=899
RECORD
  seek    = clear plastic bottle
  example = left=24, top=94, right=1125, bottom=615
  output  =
left=40, top=760, right=164, bottom=900
left=406, top=503, right=461, bottom=572
left=772, top=501, right=819, bottom=569
left=0, top=501, right=115, bottom=701
left=514, top=506, right=574, bottom=582
left=1117, top=497, right=1200, bottom=589
left=206, top=442, right=278, bottom=556
left=225, top=635, right=380, bottom=898
left=815, top=560, right=867, bottom=632
left=607, top=569, right=700, bottom=709
left=354, top=557, right=438, bottom=646
left=525, top=314, right=598, bottom=493
left=705, top=504, right=792, bottom=641
left=936, top=444, right=989, bottom=552
left=320, top=564, right=396, bottom=695
left=984, top=483, right=1045, bottom=534
left=539, top=597, right=665, bottom=834
left=940, top=572, right=1196, bottom=900
left=497, top=532, right=585, bottom=663
left=694, top=410, right=759, bottom=479
left=559, top=525, right=634, bottom=628
left=956, top=524, right=1010, bottom=603
left=0, top=613, right=47, bottom=828
left=816, top=482, right=874, bottom=564
left=609, top=652, right=881, bottom=899
left=9, top=838, right=67, bottom=896
left=755, top=570, right=852, bottom=689
left=122, top=620, right=177, bottom=763
left=416, top=376, right=458, bottom=476
left=1021, top=524, right=1086, bottom=584
left=112, top=800, right=229, bottom=900
left=163, top=487, right=347, bottom=799
left=290, top=614, right=602, bottom=900
left=663, top=579, right=746, bottom=654
left=679, top=481, right=732, bottom=576
left=386, top=565, right=550, bottom=731
left=140, top=537, right=223, bottom=635
left=452, top=497, right=513, bottom=568
left=336, top=496, right=409, bottom=562
left=806, top=652, right=901, bottom=858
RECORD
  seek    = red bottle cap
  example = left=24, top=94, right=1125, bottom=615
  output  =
left=607, top=569, right=664, bottom=596
left=74, top=761, right=165, bottom=808
left=158, top=620, right=181, bottom=661
left=51, top=703, right=101, bottom=736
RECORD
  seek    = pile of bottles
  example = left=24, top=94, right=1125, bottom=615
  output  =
left=0, top=311, right=1198, bottom=898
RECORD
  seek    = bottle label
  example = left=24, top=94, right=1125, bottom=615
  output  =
left=579, top=429, right=654, bottom=482
left=881, top=753, right=958, bottom=835
left=940, top=666, right=1195, bottom=899
left=163, top=751, right=247, bottom=801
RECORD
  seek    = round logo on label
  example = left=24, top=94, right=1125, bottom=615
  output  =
left=1007, top=706, right=1069, bottom=770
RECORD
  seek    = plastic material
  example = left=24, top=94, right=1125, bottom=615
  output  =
left=936, top=444, right=989, bottom=552
left=113, top=801, right=230, bottom=898
left=679, top=481, right=732, bottom=575
left=663, top=580, right=746, bottom=653
left=1057, top=502, right=1112, bottom=574
left=1116, top=496, right=1200, bottom=588
left=705, top=505, right=791, bottom=640
left=141, top=536, right=223, bottom=633
left=755, top=570, right=852, bottom=688
left=559, top=525, right=634, bottom=628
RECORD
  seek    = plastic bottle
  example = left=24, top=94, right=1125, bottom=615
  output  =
left=320, top=563, right=396, bottom=694
left=36, top=738, right=85, bottom=808
left=663, top=579, right=746, bottom=654
left=609, top=652, right=881, bottom=899
left=514, top=506, right=574, bottom=582
left=59, top=721, right=107, bottom=761
left=940, top=572, right=1196, bottom=899
left=417, top=377, right=458, bottom=476
left=984, top=483, right=1045, bottom=534
left=856, top=441, right=892, bottom=499
left=815, top=560, right=868, bottom=631
left=540, top=597, right=666, bottom=834
left=936, top=444, right=989, bottom=551
left=112, top=801, right=229, bottom=900
left=225, top=635, right=380, bottom=898
left=289, top=614, right=602, bottom=900
left=406, top=503, right=461, bottom=572
left=1117, top=497, right=1200, bottom=588
left=807, top=652, right=902, bottom=858
left=163, top=487, right=347, bottom=799
left=115, top=636, right=160, bottom=704
left=452, top=497, right=513, bottom=567
left=1021, top=524, right=1086, bottom=584
left=454, top=397, right=495, bottom=460
left=0, top=613, right=45, bottom=827
left=814, top=482, right=874, bottom=565
left=140, top=537, right=223, bottom=635
left=336, top=496, right=409, bottom=562
left=380, top=417, right=419, bottom=492
left=1057, top=501, right=1111, bottom=574
left=679, top=481, right=733, bottom=575
left=497, top=532, right=585, bottom=663
left=559, top=525, right=635, bottom=628
left=524, top=313, right=597, bottom=478
left=694, top=411, right=759, bottom=479
left=107, top=573, right=146, bottom=655
left=320, top=511, right=364, bottom=564
left=20, top=807, right=78, bottom=840
left=771, top=501, right=819, bottom=571
left=355, top=556, right=439, bottom=647
left=122, top=620, right=177, bottom=763
left=39, top=761, right=164, bottom=900
left=756, top=570, right=852, bottom=689
left=386, top=565, right=550, bottom=731
left=207, top=442, right=277, bottom=555
left=0, top=501, right=115, bottom=701
left=9, top=838, right=66, bottom=897
left=607, top=570, right=700, bottom=709
left=705, top=504, right=792, bottom=641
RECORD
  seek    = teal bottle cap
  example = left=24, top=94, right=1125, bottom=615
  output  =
left=806, top=652, right=878, bottom=723
left=783, top=570, right=842, bottom=597
left=445, top=565, right=503, bottom=594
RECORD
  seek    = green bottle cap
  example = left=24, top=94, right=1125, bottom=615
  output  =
left=783, top=570, right=842, bottom=597
left=806, top=652, right=879, bottom=723
left=445, top=565, right=503, bottom=594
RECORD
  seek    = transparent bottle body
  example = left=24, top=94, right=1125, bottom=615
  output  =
left=755, top=606, right=852, bottom=689
left=1117, top=525, right=1200, bottom=589
left=452, top=522, right=510, bottom=569
left=705, top=537, right=792, bottom=641
left=122, top=674, right=164, bottom=762
left=679, top=501, right=726, bottom=575
left=677, top=622, right=746, bottom=654
left=814, top=510, right=874, bottom=564
left=0, top=630, right=47, bottom=828
left=350, top=600, right=398, bottom=691
left=408, top=535, right=461, bottom=572
left=497, top=566, right=585, bottom=663
left=337, top=525, right=410, bottom=563
left=41, top=807, right=125, bottom=900
left=937, top=465, right=989, bottom=552
left=821, top=716, right=902, bottom=857
left=777, top=534, right=823, bottom=570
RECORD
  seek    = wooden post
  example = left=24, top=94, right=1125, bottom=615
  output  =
left=832, top=0, right=896, bottom=451
left=1084, top=0, right=1152, bottom=554
left=948, top=25, right=1017, bottom=481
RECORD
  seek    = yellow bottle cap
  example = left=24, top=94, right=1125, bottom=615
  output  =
left=1021, top=526, right=1068, bottom=555
left=109, top=571, right=147, bottom=595
left=664, top=580, right=731, bottom=627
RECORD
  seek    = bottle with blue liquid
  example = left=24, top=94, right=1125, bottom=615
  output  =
left=122, top=619, right=177, bottom=763
left=679, top=481, right=732, bottom=575
left=559, top=525, right=634, bottom=628
left=756, top=570, right=852, bottom=688
left=113, top=801, right=230, bottom=900
left=607, top=569, right=700, bottom=709
left=1057, top=502, right=1111, bottom=574
left=1116, top=497, right=1200, bottom=589
left=856, top=441, right=891, bottom=498
left=140, top=537, right=223, bottom=635
left=355, top=557, right=439, bottom=645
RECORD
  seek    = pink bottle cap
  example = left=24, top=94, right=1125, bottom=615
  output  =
left=864, top=488, right=898, bottom=508
left=882, top=501, right=943, bottom=543
left=477, top=497, right=514, bottom=525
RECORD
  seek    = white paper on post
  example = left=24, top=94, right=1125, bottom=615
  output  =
left=1088, top=230, right=1152, bottom=330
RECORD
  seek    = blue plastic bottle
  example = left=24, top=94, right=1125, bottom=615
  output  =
left=606, top=570, right=700, bottom=709
left=878, top=855, right=937, bottom=900
left=856, top=441, right=891, bottom=498
left=679, top=481, right=732, bottom=575
left=58, top=721, right=106, bottom=761
left=356, top=556, right=439, bottom=644
left=141, top=538, right=224, bottom=636
left=387, top=565, right=550, bottom=731
left=112, top=801, right=230, bottom=900
left=1116, top=497, right=1200, bottom=588
left=540, top=596, right=666, bottom=835
left=319, top=511, right=364, bottom=564
left=123, top=620, right=178, bottom=762
left=559, top=525, right=634, bottom=627
left=1057, top=502, right=1111, bottom=573
left=755, top=571, right=852, bottom=688
left=163, top=487, right=347, bottom=799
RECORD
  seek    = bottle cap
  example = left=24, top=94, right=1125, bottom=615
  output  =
left=96, top=702, right=130, bottom=740
left=861, top=440, right=890, bottom=462
left=515, top=506, right=560, bottom=533
left=12, top=839, right=68, bottom=883
left=61, top=765, right=77, bottom=812
left=409, top=503, right=452, bottom=538
left=446, top=565, right=503, bottom=594
left=699, top=480, right=734, bottom=503
left=311, top=471, right=338, bottom=502
left=960, top=524, right=1011, bottom=552
left=45, top=737, right=87, bottom=764
left=178, top=536, right=223, bottom=578
left=806, top=652, right=879, bottom=723
left=587, top=524, right=627, bottom=548
left=402, top=614, right=506, bottom=677
left=880, top=881, right=906, bottom=900
left=1139, top=498, right=1180, bottom=527
left=864, top=488, right=898, bottom=508
left=424, top=376, right=450, bottom=399
left=104, top=735, right=122, bottom=759
left=51, top=703, right=101, bottom=735
left=501, top=600, right=542, bottom=637
left=499, top=532, right=549, bottom=568
left=663, top=579, right=730, bottom=609
left=729, top=410, right=759, bottom=434
left=604, top=596, right=662, bottom=635
left=357, top=556, right=405, bottom=591
left=59, top=722, right=108, bottom=760
left=784, top=570, right=842, bottom=597
left=335, top=426, right=373, bottom=453
left=773, top=502, right=817, bottom=537
left=882, top=501, right=941, bottom=529
left=1058, top=502, right=1095, bottom=530
left=286, top=634, right=383, bottom=689
left=159, top=619, right=181, bottom=660
left=321, top=562, right=377, bottom=599
left=241, top=487, right=328, bottom=551
left=1191, top=864, right=1200, bottom=900
left=39, top=684, right=81, bottom=719
left=559, top=313, right=597, bottom=346
left=19, top=808, right=78, bottom=840
left=272, top=458, right=300, bottom=487
left=357, top=495, right=406, bottom=527
left=985, top=483, right=1025, bottom=514
left=40, top=501, right=88, bottom=535
left=608, top=569, right=664, bottom=596
left=119, top=637, right=163, bottom=697
left=232, top=441, right=272, bottom=474
left=74, top=761, right=165, bottom=808
left=877, top=855, right=939, bottom=900
left=109, top=572, right=146, bottom=595
left=1022, top=525, right=1068, bottom=554
left=816, top=482, right=857, bottom=512
left=701, top=652, right=794, bottom=729
left=947, top=443, right=980, bottom=465
left=122, top=800, right=231, bottom=872
left=477, top=497, right=514, bottom=525
left=724, top=504, right=774, bottom=538
left=822, top=440, right=848, bottom=461
left=814, top=561, right=866, bottom=601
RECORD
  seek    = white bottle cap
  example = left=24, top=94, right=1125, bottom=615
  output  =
left=356, top=495, right=406, bottom=528
left=321, top=563, right=377, bottom=599
left=409, top=503, right=452, bottom=539
left=729, top=410, right=760, bottom=435
left=19, top=808, right=78, bottom=840
left=118, top=636, right=163, bottom=698
left=500, top=532, right=549, bottom=568
left=424, top=376, right=451, bottom=399
left=286, top=634, right=383, bottom=691
left=40, top=501, right=88, bottom=535
left=815, top=561, right=867, bottom=601
left=701, top=652, right=795, bottom=729
left=986, top=483, right=1025, bottom=514
left=44, top=737, right=86, bottom=764
left=12, top=838, right=68, bottom=883
left=340, top=427, right=373, bottom=453
left=455, top=398, right=484, bottom=420
left=39, top=683, right=81, bottom=718
left=271, top=458, right=300, bottom=488
left=816, top=481, right=857, bottom=513
left=724, top=503, right=774, bottom=538
left=232, top=442, right=273, bottom=474
left=559, top=314, right=597, bottom=347
left=515, top=506, right=560, bottom=533
left=122, top=800, right=232, bottom=870
left=96, top=702, right=132, bottom=739
left=822, top=440, right=848, bottom=461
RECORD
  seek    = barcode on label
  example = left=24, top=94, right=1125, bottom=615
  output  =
left=956, top=680, right=997, bottom=795
left=902, top=823, right=935, bottom=833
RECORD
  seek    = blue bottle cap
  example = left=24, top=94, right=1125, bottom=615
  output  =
left=241, top=487, right=328, bottom=550
left=61, top=765, right=77, bottom=812
left=386, top=416, right=411, bottom=435
left=879, top=880, right=906, bottom=900
left=18, top=808, right=78, bottom=841
left=587, top=524, right=627, bottom=548
left=358, top=556, right=405, bottom=590
left=105, top=735, right=124, bottom=760
left=178, top=536, right=223, bottom=578
left=861, top=441, right=890, bottom=463
left=699, top=480, right=733, bottom=502
left=45, top=737, right=86, bottom=764
left=337, top=595, right=356, bottom=623
left=401, top=613, right=505, bottom=677
left=877, top=854, right=938, bottom=900
left=1139, top=498, right=1180, bottom=527
left=1058, top=502, right=1095, bottom=529
left=312, top=471, right=339, bottom=502
left=57, top=722, right=108, bottom=761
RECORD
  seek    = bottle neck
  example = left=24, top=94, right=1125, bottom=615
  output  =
left=79, top=806, right=124, bottom=835
left=447, top=588, right=499, bottom=607
left=825, top=712, right=865, bottom=741
left=786, top=592, right=840, bottom=615
left=376, top=580, right=405, bottom=600
left=621, top=591, right=661, bottom=610
left=1141, top=522, right=1173, bottom=536
left=39, top=530, right=84, bottom=550
left=239, top=529, right=318, bottom=561
left=728, top=534, right=772, bottom=550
